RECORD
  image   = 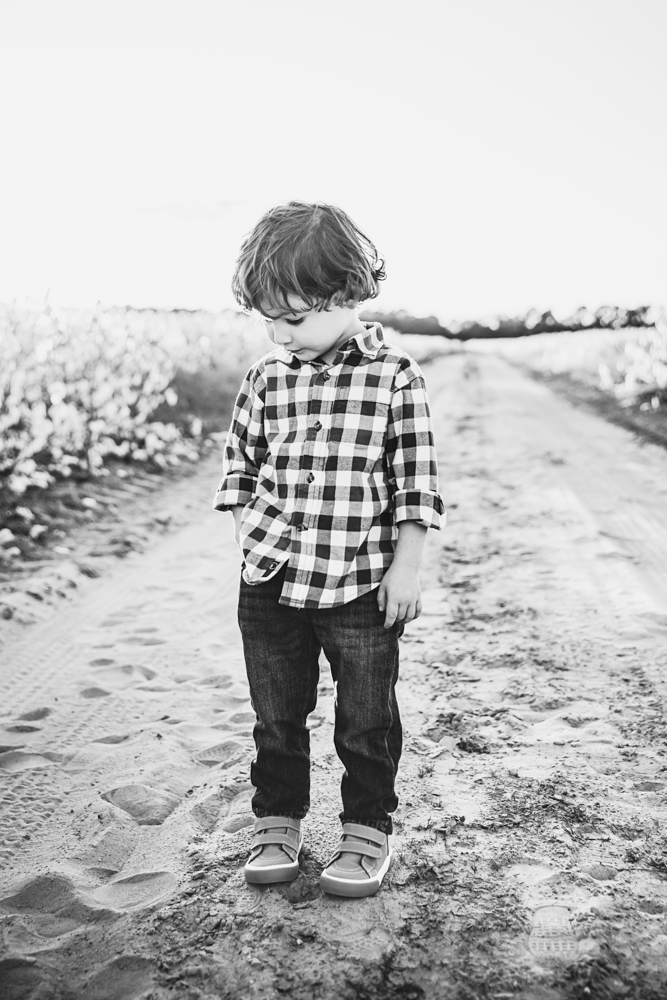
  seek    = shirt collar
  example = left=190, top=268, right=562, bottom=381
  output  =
left=337, top=322, right=384, bottom=361
left=276, top=322, right=385, bottom=369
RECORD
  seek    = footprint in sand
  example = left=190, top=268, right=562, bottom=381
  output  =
left=4, top=915, right=83, bottom=954
left=101, top=784, right=180, bottom=825
left=0, top=750, right=58, bottom=773
left=0, top=874, right=102, bottom=929
left=80, top=687, right=111, bottom=699
left=223, top=693, right=253, bottom=706
left=88, top=871, right=177, bottom=911
left=89, top=664, right=156, bottom=690
left=196, top=740, right=247, bottom=768
left=220, top=788, right=255, bottom=833
left=190, top=790, right=231, bottom=832
left=584, top=745, right=622, bottom=775
left=529, top=905, right=577, bottom=964
left=222, top=812, right=255, bottom=833
left=196, top=674, right=234, bottom=689
left=578, top=843, right=619, bottom=881
left=62, top=740, right=132, bottom=770
left=1, top=874, right=76, bottom=915
left=229, top=711, right=256, bottom=725
left=86, top=867, right=120, bottom=880
left=123, top=635, right=166, bottom=646
left=17, top=707, right=51, bottom=722
left=170, top=723, right=228, bottom=743
left=0, top=956, right=44, bottom=997
left=83, top=955, right=153, bottom=1000
left=507, top=862, right=557, bottom=887
left=633, top=780, right=665, bottom=792
left=93, top=734, right=131, bottom=745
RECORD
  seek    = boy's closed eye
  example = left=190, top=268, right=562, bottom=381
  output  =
left=286, top=318, right=305, bottom=327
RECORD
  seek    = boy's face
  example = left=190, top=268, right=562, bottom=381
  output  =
left=259, top=296, right=365, bottom=366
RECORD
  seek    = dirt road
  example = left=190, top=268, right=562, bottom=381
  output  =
left=2, top=350, right=667, bottom=1000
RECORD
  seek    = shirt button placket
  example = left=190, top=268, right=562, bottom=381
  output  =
left=294, top=367, right=327, bottom=589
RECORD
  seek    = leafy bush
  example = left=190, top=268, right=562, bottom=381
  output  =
left=598, top=324, right=667, bottom=407
left=0, top=304, right=265, bottom=496
left=471, top=311, right=667, bottom=410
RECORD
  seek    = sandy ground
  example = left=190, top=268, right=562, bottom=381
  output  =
left=2, top=350, right=667, bottom=1000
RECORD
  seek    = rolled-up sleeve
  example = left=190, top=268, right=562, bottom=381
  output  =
left=212, top=367, right=267, bottom=511
left=385, top=373, right=445, bottom=529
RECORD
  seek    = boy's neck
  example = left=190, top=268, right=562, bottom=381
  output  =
left=317, top=314, right=367, bottom=366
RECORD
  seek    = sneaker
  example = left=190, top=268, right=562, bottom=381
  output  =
left=244, top=816, right=304, bottom=885
left=319, top=822, right=392, bottom=898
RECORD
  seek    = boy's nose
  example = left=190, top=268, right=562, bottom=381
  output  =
left=271, top=325, right=293, bottom=346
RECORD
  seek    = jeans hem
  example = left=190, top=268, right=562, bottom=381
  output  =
left=340, top=814, right=393, bottom=836
left=253, top=808, right=308, bottom=821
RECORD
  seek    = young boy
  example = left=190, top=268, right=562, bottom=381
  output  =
left=213, top=201, right=444, bottom=898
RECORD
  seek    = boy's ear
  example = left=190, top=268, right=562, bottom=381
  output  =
left=343, top=298, right=360, bottom=309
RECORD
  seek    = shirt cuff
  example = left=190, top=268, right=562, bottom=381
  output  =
left=212, top=477, right=256, bottom=511
left=393, top=490, right=445, bottom=530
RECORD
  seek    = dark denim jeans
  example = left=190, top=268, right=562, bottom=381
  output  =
left=237, top=564, right=403, bottom=835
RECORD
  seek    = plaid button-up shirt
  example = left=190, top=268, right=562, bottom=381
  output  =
left=213, top=322, right=444, bottom=608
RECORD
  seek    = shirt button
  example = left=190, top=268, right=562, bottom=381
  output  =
left=307, top=473, right=315, bottom=484
left=296, top=523, right=305, bottom=532
left=314, top=421, right=322, bottom=431
left=267, top=561, right=277, bottom=570
left=321, top=372, right=330, bottom=381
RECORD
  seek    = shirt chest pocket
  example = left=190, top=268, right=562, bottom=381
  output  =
left=328, top=392, right=392, bottom=472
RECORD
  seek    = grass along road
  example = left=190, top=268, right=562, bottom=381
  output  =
left=1, top=351, right=667, bottom=999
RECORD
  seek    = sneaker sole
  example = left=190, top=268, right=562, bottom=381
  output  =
left=319, top=847, right=392, bottom=898
left=244, top=834, right=304, bottom=885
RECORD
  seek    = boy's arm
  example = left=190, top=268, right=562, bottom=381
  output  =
left=377, top=520, right=427, bottom=627
left=212, top=367, right=267, bottom=514
left=379, top=371, right=445, bottom=628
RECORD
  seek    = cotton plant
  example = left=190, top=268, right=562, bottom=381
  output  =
left=480, top=308, right=667, bottom=409
left=599, top=323, right=667, bottom=407
left=0, top=303, right=259, bottom=496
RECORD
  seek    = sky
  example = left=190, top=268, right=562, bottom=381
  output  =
left=0, top=0, right=665, bottom=322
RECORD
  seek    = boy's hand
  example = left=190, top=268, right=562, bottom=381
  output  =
left=231, top=505, right=245, bottom=550
left=378, top=520, right=427, bottom=628
left=377, top=563, right=422, bottom=629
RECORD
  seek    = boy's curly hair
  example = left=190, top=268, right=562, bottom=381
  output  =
left=232, top=201, right=386, bottom=316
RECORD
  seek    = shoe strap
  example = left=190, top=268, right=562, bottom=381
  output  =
left=333, top=837, right=382, bottom=861
left=341, top=823, right=387, bottom=845
left=253, top=816, right=301, bottom=833
left=249, top=820, right=301, bottom=864
left=252, top=831, right=299, bottom=850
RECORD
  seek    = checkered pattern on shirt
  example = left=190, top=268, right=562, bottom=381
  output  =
left=213, top=323, right=444, bottom=608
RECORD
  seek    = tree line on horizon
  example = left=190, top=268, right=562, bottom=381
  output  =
left=359, top=305, right=662, bottom=340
